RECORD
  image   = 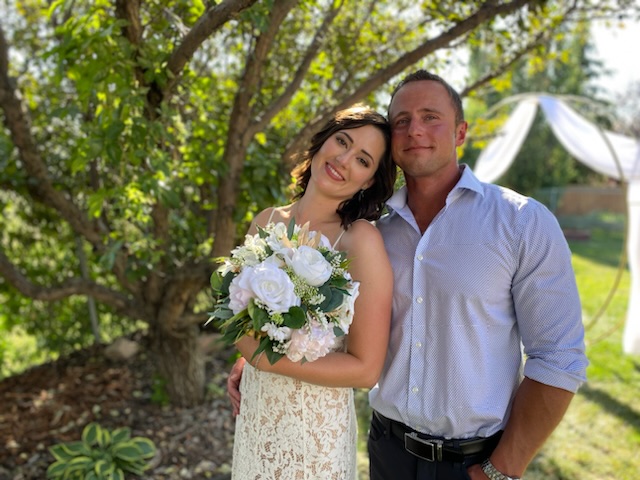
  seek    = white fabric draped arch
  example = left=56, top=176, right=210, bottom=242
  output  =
left=473, top=94, right=640, bottom=354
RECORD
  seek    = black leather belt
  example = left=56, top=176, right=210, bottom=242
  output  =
left=373, top=411, right=502, bottom=463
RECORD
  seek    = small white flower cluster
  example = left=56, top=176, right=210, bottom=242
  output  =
left=210, top=221, right=360, bottom=364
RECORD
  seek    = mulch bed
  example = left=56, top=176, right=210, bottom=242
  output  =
left=0, top=332, right=237, bottom=480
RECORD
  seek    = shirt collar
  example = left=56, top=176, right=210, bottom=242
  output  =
left=452, top=164, right=484, bottom=200
left=386, top=164, right=485, bottom=213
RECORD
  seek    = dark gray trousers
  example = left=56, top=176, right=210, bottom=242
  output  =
left=367, top=412, right=494, bottom=480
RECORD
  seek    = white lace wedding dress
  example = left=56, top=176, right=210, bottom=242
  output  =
left=230, top=338, right=357, bottom=479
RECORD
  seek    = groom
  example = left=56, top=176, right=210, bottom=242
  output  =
left=228, top=70, right=588, bottom=480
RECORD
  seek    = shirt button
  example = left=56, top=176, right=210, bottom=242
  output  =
left=416, top=297, right=423, bottom=304
left=412, top=386, right=419, bottom=393
left=416, top=341, right=422, bottom=348
left=417, top=254, right=423, bottom=261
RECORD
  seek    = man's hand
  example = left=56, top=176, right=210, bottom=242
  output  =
left=227, top=357, right=246, bottom=417
left=467, top=462, right=489, bottom=479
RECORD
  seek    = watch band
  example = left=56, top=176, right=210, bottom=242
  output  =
left=481, top=458, right=521, bottom=480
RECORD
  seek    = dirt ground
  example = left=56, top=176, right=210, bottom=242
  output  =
left=0, top=332, right=237, bottom=480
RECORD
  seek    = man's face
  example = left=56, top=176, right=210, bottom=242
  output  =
left=388, top=80, right=467, bottom=179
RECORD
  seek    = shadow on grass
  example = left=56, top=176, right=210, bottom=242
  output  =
left=567, top=228, right=626, bottom=270
left=559, top=213, right=627, bottom=269
left=578, top=382, right=640, bottom=434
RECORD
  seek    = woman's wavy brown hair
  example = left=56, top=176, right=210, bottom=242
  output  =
left=291, top=104, right=396, bottom=228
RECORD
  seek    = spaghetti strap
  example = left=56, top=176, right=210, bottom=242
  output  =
left=332, top=229, right=346, bottom=250
left=266, top=207, right=277, bottom=224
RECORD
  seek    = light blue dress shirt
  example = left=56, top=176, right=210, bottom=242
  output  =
left=369, top=165, right=588, bottom=439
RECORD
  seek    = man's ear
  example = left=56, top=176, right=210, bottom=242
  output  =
left=455, top=121, right=468, bottom=146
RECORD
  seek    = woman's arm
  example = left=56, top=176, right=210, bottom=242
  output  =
left=235, top=220, right=393, bottom=388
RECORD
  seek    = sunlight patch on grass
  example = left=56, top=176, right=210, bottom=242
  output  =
left=0, top=326, right=52, bottom=378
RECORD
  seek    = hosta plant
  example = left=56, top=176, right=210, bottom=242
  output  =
left=47, top=422, right=157, bottom=480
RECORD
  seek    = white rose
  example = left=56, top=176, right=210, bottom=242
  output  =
left=250, top=262, right=300, bottom=313
left=286, top=246, right=333, bottom=287
left=227, top=267, right=256, bottom=314
left=333, top=281, right=360, bottom=334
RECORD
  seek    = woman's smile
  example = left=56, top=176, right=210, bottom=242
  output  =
left=325, top=162, right=345, bottom=181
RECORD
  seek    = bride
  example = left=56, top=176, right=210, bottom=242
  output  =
left=226, top=104, right=396, bottom=480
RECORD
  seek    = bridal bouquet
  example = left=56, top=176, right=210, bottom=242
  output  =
left=207, top=219, right=359, bottom=365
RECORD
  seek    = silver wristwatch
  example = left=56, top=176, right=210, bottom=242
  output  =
left=481, top=458, right=521, bottom=480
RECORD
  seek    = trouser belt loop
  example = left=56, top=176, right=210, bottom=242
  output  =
left=373, top=410, right=392, bottom=439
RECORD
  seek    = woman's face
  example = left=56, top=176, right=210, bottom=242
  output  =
left=310, top=124, right=385, bottom=200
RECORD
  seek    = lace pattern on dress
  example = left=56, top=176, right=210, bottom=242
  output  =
left=231, top=339, right=357, bottom=480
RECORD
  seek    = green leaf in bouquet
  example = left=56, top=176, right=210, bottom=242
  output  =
left=251, top=336, right=284, bottom=365
left=333, top=326, right=346, bottom=337
left=287, top=216, right=296, bottom=239
left=218, top=309, right=250, bottom=345
left=265, top=347, right=284, bottom=365
left=204, top=304, right=233, bottom=326
left=210, top=271, right=224, bottom=291
left=219, top=271, right=235, bottom=295
left=211, top=305, right=234, bottom=320
left=318, top=285, right=345, bottom=312
left=329, top=276, right=349, bottom=288
left=322, top=250, right=337, bottom=261
left=248, top=300, right=270, bottom=331
left=283, top=306, right=306, bottom=329
left=220, top=327, right=241, bottom=346
left=252, top=336, right=268, bottom=359
left=257, top=224, right=269, bottom=238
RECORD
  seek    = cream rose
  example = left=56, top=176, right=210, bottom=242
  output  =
left=227, top=267, right=255, bottom=314
left=249, top=262, right=300, bottom=313
left=286, top=246, right=333, bottom=287
left=333, top=281, right=360, bottom=334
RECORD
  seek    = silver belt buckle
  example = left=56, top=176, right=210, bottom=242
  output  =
left=404, top=432, right=443, bottom=462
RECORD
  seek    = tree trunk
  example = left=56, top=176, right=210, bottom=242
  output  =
left=150, top=324, right=205, bottom=407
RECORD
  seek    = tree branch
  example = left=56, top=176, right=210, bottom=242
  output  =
left=115, top=0, right=143, bottom=46
left=212, top=0, right=299, bottom=258
left=460, top=30, right=549, bottom=97
left=114, top=0, right=144, bottom=87
left=234, top=0, right=299, bottom=146
left=163, top=0, right=260, bottom=97
left=281, top=0, right=550, bottom=163
left=247, top=1, right=344, bottom=137
left=0, top=247, right=145, bottom=321
left=156, top=261, right=212, bottom=332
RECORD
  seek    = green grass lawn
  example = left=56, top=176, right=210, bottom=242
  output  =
left=356, top=214, right=640, bottom=479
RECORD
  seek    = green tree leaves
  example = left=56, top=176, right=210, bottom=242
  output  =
left=2, top=0, right=638, bottom=403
